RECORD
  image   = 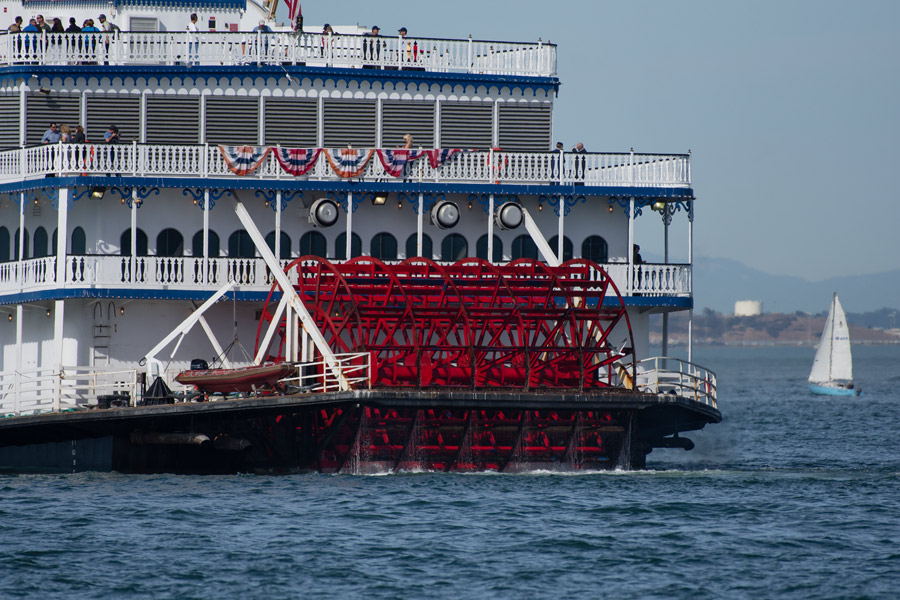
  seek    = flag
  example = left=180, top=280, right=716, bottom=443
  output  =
left=218, top=146, right=271, bottom=176
left=274, top=148, right=322, bottom=176
left=325, top=148, right=375, bottom=178
left=284, top=0, right=302, bottom=22
left=426, top=148, right=468, bottom=169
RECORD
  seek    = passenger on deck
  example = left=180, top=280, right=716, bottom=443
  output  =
left=41, top=123, right=60, bottom=144
left=66, top=18, right=81, bottom=33
left=632, top=244, right=643, bottom=264
left=364, top=25, right=381, bottom=61
left=572, top=142, right=586, bottom=181
left=402, top=133, right=413, bottom=149
left=8, top=16, right=23, bottom=33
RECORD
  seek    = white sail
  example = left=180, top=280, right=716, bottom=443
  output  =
left=808, top=293, right=853, bottom=383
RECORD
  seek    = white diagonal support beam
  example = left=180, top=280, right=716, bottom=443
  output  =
left=233, top=197, right=349, bottom=391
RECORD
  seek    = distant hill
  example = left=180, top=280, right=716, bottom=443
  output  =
left=690, top=257, right=900, bottom=314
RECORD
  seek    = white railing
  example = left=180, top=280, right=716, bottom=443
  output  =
left=282, top=352, right=373, bottom=394
left=0, top=366, right=139, bottom=417
left=0, top=143, right=692, bottom=188
left=635, top=357, right=717, bottom=408
left=0, top=31, right=557, bottom=77
left=631, top=263, right=692, bottom=296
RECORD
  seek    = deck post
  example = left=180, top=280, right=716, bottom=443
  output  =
left=557, top=197, right=564, bottom=261
left=626, top=196, right=634, bottom=295
left=14, top=304, right=23, bottom=415
left=274, top=190, right=282, bottom=261
left=56, top=188, right=69, bottom=285
left=345, top=191, right=353, bottom=260
left=487, top=194, right=495, bottom=263
left=417, top=193, right=424, bottom=256
left=130, top=190, right=137, bottom=284
left=203, top=189, right=210, bottom=284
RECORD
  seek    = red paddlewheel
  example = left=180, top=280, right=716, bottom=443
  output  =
left=254, top=257, right=635, bottom=391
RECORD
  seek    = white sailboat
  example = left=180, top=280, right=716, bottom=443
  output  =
left=808, top=293, right=860, bottom=396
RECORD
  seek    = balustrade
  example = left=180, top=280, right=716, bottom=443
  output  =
left=1, top=31, right=557, bottom=77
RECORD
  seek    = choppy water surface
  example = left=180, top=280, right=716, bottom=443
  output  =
left=2, top=345, right=900, bottom=598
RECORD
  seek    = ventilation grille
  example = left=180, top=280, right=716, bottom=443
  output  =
left=440, top=103, right=492, bottom=149
left=129, top=17, right=159, bottom=32
left=264, top=98, right=318, bottom=146
left=206, top=97, right=259, bottom=144
left=146, top=97, right=200, bottom=144
left=0, top=95, right=18, bottom=149
left=382, top=102, right=434, bottom=148
left=25, top=95, right=80, bottom=146
left=87, top=96, right=140, bottom=144
left=323, top=100, right=376, bottom=147
left=498, top=103, right=552, bottom=151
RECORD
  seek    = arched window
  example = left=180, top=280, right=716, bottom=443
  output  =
left=33, top=227, right=48, bottom=258
left=299, top=231, right=327, bottom=258
left=52, top=228, right=57, bottom=255
left=192, top=230, right=220, bottom=257
left=582, top=235, right=608, bottom=263
left=71, top=227, right=86, bottom=255
left=511, top=235, right=538, bottom=260
left=156, top=228, right=184, bottom=257
left=441, top=234, right=468, bottom=262
left=265, top=231, right=292, bottom=259
left=371, top=233, right=398, bottom=261
left=476, top=234, right=503, bottom=262
left=228, top=230, right=255, bottom=258
left=548, top=235, right=573, bottom=262
left=14, top=228, right=29, bottom=260
left=405, top=233, right=432, bottom=260
left=121, top=229, right=148, bottom=256
left=334, top=232, right=362, bottom=260
left=0, top=227, right=9, bottom=262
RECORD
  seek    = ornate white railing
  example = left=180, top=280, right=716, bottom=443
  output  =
left=0, top=255, right=690, bottom=298
left=0, top=144, right=691, bottom=188
left=0, top=31, right=557, bottom=77
left=635, top=357, right=717, bottom=408
left=0, top=366, right=139, bottom=416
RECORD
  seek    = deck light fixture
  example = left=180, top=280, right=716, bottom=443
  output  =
left=308, top=198, right=339, bottom=228
left=608, top=203, right=614, bottom=213
left=7, top=313, right=12, bottom=322
left=652, top=200, right=666, bottom=212
left=430, top=200, right=460, bottom=229
left=494, top=202, right=524, bottom=230
left=46, top=308, right=51, bottom=318
left=372, top=194, right=388, bottom=206
left=91, top=186, right=106, bottom=200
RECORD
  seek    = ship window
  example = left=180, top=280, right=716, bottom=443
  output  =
left=441, top=234, right=468, bottom=262
left=14, top=228, right=30, bottom=260
left=71, top=227, right=86, bottom=255
left=405, top=233, right=432, bottom=260
left=476, top=234, right=503, bottom=262
left=157, top=228, right=184, bottom=257
left=582, top=235, right=608, bottom=263
left=33, top=227, right=49, bottom=258
left=299, top=231, right=327, bottom=258
left=265, top=231, right=292, bottom=259
left=228, top=231, right=256, bottom=258
left=0, top=227, right=9, bottom=262
left=548, top=235, right=573, bottom=262
left=192, top=231, right=220, bottom=257
left=120, top=229, right=148, bottom=256
left=370, top=233, right=398, bottom=261
left=334, top=233, right=362, bottom=260
left=511, top=235, right=538, bottom=260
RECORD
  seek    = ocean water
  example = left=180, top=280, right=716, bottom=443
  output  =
left=2, top=345, right=899, bottom=599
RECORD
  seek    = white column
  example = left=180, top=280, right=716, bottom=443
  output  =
left=274, top=191, right=282, bottom=260
left=417, top=194, right=424, bottom=256
left=130, top=191, right=137, bottom=283
left=345, top=192, right=353, bottom=260
left=14, top=304, right=23, bottom=414
left=626, top=196, right=634, bottom=295
left=662, top=207, right=670, bottom=358
left=487, top=195, right=495, bottom=263
left=557, top=201, right=564, bottom=261
left=56, top=188, right=69, bottom=285
left=18, top=192, right=25, bottom=263
left=203, top=189, right=210, bottom=284
left=19, top=81, right=26, bottom=146
left=688, top=200, right=694, bottom=363
left=53, top=299, right=64, bottom=411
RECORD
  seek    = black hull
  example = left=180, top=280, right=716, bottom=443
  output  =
left=0, top=390, right=720, bottom=474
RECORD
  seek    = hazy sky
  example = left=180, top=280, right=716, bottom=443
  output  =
left=281, top=0, right=899, bottom=281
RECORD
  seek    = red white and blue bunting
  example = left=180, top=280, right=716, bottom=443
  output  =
left=273, top=148, right=322, bottom=176
left=219, top=145, right=271, bottom=176
left=426, top=148, right=468, bottom=169
left=376, top=149, right=427, bottom=177
left=324, top=148, right=376, bottom=178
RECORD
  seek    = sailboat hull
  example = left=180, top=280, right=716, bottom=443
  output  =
left=808, top=383, right=860, bottom=397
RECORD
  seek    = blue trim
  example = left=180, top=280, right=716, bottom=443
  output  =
left=0, top=176, right=694, bottom=202
left=1, top=64, right=560, bottom=93
left=0, top=287, right=692, bottom=309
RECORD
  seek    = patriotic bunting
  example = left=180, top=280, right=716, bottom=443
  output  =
left=376, top=149, right=427, bottom=178
left=219, top=146, right=271, bottom=176
left=273, top=148, right=322, bottom=176
left=426, top=148, right=468, bottom=169
left=325, top=148, right=375, bottom=178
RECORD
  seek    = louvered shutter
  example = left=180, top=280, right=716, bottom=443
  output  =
left=439, top=103, right=492, bottom=149
left=206, top=97, right=259, bottom=144
left=381, top=101, right=434, bottom=148
left=498, top=103, right=552, bottom=151
left=264, top=98, right=317, bottom=146
left=129, top=17, right=159, bottom=32
left=25, top=94, right=80, bottom=146
left=86, top=96, right=140, bottom=144
left=0, top=95, right=19, bottom=149
left=323, top=99, right=376, bottom=147
left=146, top=97, right=200, bottom=144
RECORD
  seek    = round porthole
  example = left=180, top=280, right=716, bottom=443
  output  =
left=308, top=198, right=339, bottom=228
left=430, top=200, right=460, bottom=229
left=495, top=202, right=523, bottom=230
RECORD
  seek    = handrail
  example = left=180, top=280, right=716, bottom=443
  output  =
left=0, top=31, right=558, bottom=77
left=0, top=143, right=692, bottom=188
left=635, top=356, right=717, bottom=408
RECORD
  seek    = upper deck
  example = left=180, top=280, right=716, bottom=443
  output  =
left=0, top=31, right=557, bottom=78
